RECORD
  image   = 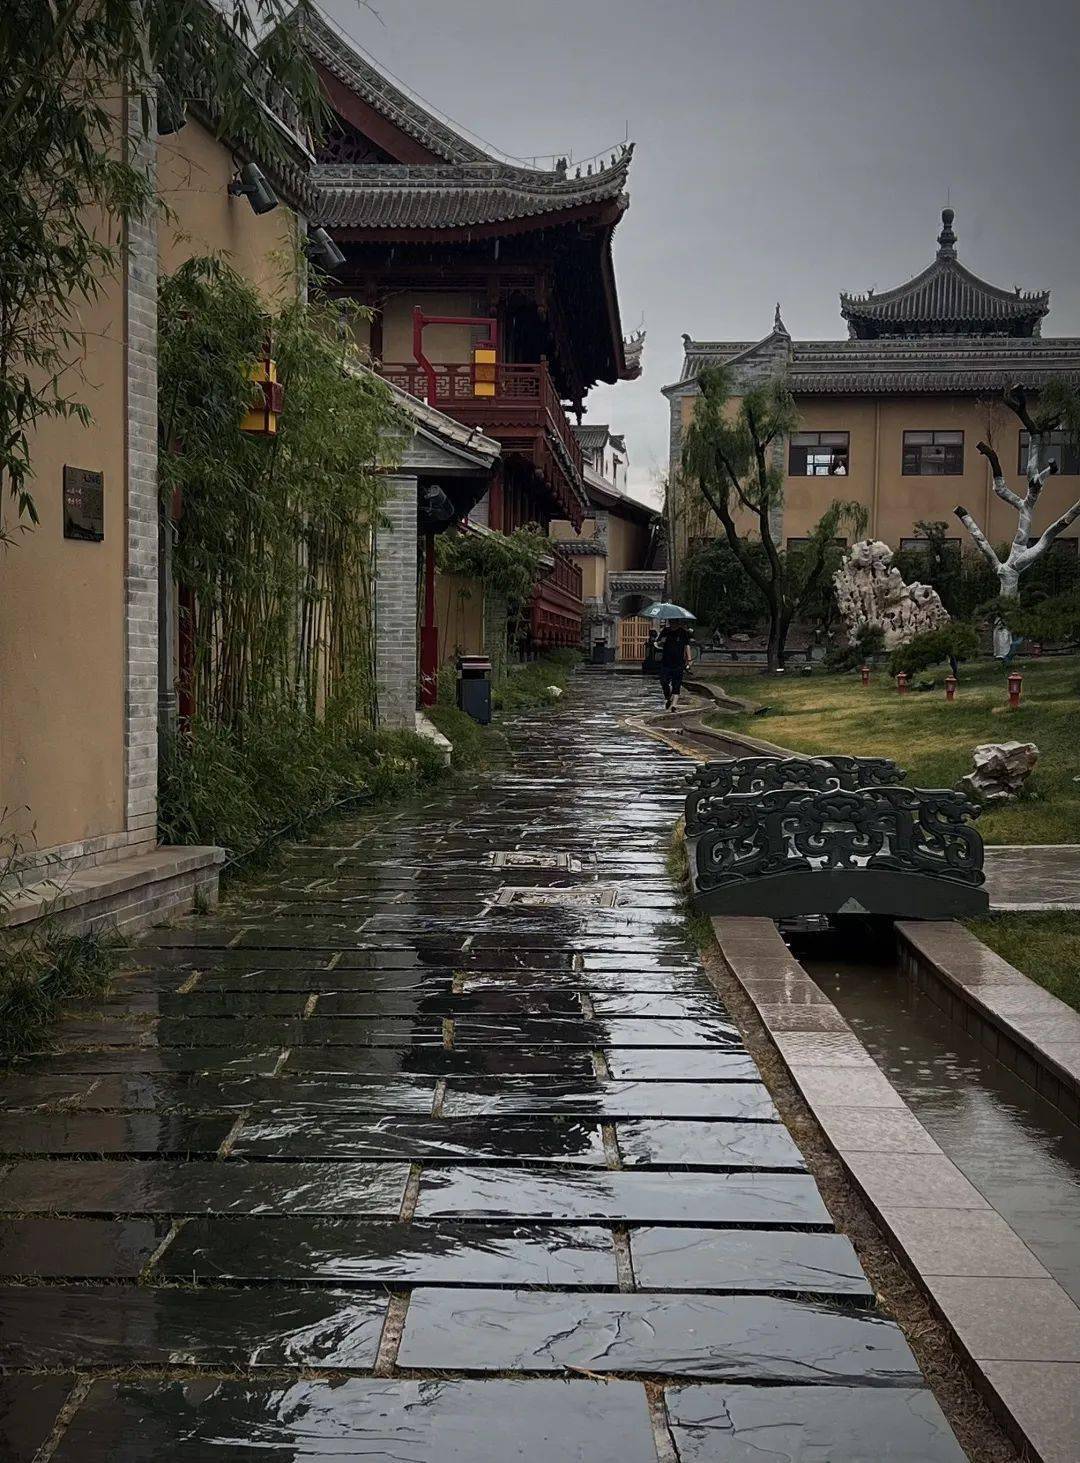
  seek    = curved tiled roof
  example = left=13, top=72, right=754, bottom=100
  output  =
left=313, top=153, right=632, bottom=232
left=303, top=9, right=492, bottom=165
left=841, top=210, right=1048, bottom=338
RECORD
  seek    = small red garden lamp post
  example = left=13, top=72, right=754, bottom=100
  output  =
left=1008, top=671, right=1023, bottom=709
left=896, top=672, right=908, bottom=695
left=945, top=675, right=957, bottom=702
left=859, top=664, right=870, bottom=687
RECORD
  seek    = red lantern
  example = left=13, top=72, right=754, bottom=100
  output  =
left=945, top=675, right=957, bottom=702
left=1008, top=671, right=1023, bottom=709
left=859, top=664, right=870, bottom=686
left=896, top=672, right=908, bottom=695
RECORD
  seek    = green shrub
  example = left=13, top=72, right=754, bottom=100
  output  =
left=888, top=623, right=981, bottom=678
left=159, top=714, right=447, bottom=862
left=823, top=623, right=885, bottom=673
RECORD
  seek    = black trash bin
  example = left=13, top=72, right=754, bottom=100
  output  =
left=457, top=654, right=492, bottom=725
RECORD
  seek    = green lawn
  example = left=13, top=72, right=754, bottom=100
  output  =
left=706, top=654, right=1080, bottom=845
left=966, top=911, right=1080, bottom=1012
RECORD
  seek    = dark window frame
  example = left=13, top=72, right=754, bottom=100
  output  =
left=1018, top=430, right=1080, bottom=476
left=902, top=430, right=964, bottom=476
left=785, top=536, right=849, bottom=553
left=788, top=431, right=850, bottom=477
left=899, top=535, right=962, bottom=558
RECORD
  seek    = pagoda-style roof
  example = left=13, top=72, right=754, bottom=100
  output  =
left=840, top=209, right=1049, bottom=339
left=313, top=154, right=632, bottom=235
left=303, top=8, right=490, bottom=165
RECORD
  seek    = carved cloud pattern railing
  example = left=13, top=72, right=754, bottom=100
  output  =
left=692, top=784, right=985, bottom=893
left=685, top=755, right=905, bottom=834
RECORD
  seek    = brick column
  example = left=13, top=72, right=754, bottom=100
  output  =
left=123, top=89, right=160, bottom=850
left=375, top=474, right=419, bottom=729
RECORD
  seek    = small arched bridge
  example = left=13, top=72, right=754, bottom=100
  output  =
left=686, top=755, right=989, bottom=920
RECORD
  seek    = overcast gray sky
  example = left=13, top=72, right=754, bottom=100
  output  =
left=323, top=0, right=1080, bottom=499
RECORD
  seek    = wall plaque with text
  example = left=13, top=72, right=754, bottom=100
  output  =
left=63, top=466, right=104, bottom=541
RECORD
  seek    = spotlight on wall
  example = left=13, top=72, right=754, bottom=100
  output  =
left=228, top=162, right=278, bottom=215
left=306, top=227, right=346, bottom=270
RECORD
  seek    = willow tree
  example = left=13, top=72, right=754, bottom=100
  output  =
left=682, top=365, right=866, bottom=670
left=956, top=382, right=1080, bottom=658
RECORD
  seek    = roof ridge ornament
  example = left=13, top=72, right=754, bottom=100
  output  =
left=937, top=206, right=958, bottom=261
left=773, top=302, right=790, bottom=337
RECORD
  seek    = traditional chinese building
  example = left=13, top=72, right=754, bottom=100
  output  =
left=303, top=11, right=641, bottom=683
left=665, top=210, right=1080, bottom=582
left=551, top=424, right=663, bottom=660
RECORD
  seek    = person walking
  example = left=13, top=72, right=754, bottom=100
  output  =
left=656, top=620, right=693, bottom=710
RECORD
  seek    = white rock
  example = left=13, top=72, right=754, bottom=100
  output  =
left=833, top=539, right=949, bottom=650
left=960, top=741, right=1039, bottom=802
left=546, top=685, right=564, bottom=698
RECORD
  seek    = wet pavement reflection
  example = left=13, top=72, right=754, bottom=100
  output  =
left=0, top=675, right=964, bottom=1459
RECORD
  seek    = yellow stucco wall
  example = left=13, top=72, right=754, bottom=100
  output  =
left=436, top=572, right=485, bottom=663
left=0, top=189, right=127, bottom=853
left=678, top=389, right=1080, bottom=558
left=382, top=292, right=477, bottom=368
left=157, top=119, right=300, bottom=300
left=606, top=511, right=649, bottom=572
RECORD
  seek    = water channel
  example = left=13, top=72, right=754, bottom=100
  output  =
left=793, top=930, right=1080, bottom=1307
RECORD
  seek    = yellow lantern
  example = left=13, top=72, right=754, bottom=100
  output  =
left=473, top=345, right=496, bottom=398
left=241, top=349, right=283, bottom=435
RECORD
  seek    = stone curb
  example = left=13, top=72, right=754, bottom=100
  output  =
left=896, top=920, right=1080, bottom=1123
left=712, top=914, right=1080, bottom=1463
left=2, top=846, right=225, bottom=939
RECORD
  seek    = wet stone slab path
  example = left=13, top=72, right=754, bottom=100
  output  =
left=0, top=677, right=967, bottom=1460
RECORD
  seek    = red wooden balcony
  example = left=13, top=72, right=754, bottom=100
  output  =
left=530, top=546, right=583, bottom=650
left=379, top=359, right=588, bottom=526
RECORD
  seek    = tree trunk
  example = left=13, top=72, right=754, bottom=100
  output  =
left=766, top=605, right=785, bottom=672
left=994, top=562, right=1020, bottom=660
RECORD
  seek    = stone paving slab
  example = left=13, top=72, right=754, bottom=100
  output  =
left=50, top=1378, right=660, bottom=1463
left=1, top=1159, right=411, bottom=1215
left=0, top=1217, right=167, bottom=1277
left=157, top=1218, right=619, bottom=1288
left=629, top=1225, right=871, bottom=1297
left=397, top=1287, right=921, bottom=1381
left=413, top=1167, right=831, bottom=1225
left=438, top=1078, right=776, bottom=1119
left=665, top=1382, right=967, bottom=1461
left=0, top=1284, right=387, bottom=1369
left=2, top=676, right=961, bottom=1459
left=0, top=1375, right=76, bottom=1463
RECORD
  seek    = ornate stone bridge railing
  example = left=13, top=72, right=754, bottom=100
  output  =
left=685, top=755, right=905, bottom=833
left=687, top=757, right=988, bottom=920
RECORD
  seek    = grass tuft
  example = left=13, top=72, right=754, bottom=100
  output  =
left=0, top=928, right=117, bottom=1066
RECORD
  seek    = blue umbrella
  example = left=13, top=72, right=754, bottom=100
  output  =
left=642, top=602, right=696, bottom=621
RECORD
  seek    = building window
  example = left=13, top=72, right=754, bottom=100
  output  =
left=786, top=537, right=848, bottom=553
left=900, top=536, right=961, bottom=558
left=902, top=430, right=964, bottom=475
left=1018, top=431, right=1080, bottom=475
left=1027, top=535, right=1078, bottom=556
left=789, top=431, right=849, bottom=476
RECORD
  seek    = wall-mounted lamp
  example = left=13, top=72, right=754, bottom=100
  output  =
left=228, top=162, right=278, bottom=215
left=306, top=226, right=345, bottom=270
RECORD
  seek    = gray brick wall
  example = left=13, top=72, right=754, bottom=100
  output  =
left=124, top=90, right=159, bottom=849
left=374, top=473, right=419, bottom=729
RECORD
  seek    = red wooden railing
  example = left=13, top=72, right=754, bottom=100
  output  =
left=530, top=545, right=583, bottom=650
left=380, top=359, right=585, bottom=486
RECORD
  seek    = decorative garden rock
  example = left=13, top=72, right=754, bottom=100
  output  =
left=833, top=539, right=949, bottom=649
left=960, top=741, right=1039, bottom=802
